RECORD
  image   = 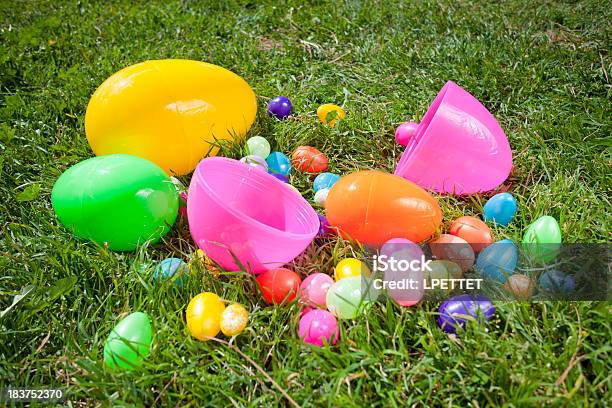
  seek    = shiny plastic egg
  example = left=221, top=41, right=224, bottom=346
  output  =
left=51, top=154, right=178, bottom=251
left=314, top=188, right=329, bottom=207
left=85, top=60, right=257, bottom=176
left=299, top=309, right=339, bottom=347
left=300, top=273, right=334, bottom=307
left=220, top=304, right=249, bottom=336
left=256, top=268, right=302, bottom=304
left=186, top=292, right=226, bottom=341
left=104, top=312, right=152, bottom=370
left=395, top=122, right=419, bottom=146
left=317, top=103, right=346, bottom=127
left=449, top=216, right=494, bottom=253
left=475, top=239, right=518, bottom=283
left=325, top=170, right=442, bottom=245
left=437, top=294, right=495, bottom=334
left=268, top=96, right=292, bottom=119
left=292, top=146, right=329, bottom=173
left=483, top=192, right=517, bottom=226
left=430, top=234, right=475, bottom=273
left=326, top=276, right=364, bottom=319
left=522, top=216, right=562, bottom=264
left=266, top=151, right=292, bottom=176
left=246, top=136, right=271, bottom=159
left=334, top=258, right=370, bottom=281
left=313, top=172, right=340, bottom=193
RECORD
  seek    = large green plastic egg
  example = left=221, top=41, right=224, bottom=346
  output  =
left=51, top=154, right=178, bottom=251
left=104, top=312, right=153, bottom=370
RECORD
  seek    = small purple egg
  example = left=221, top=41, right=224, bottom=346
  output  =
left=437, top=294, right=495, bottom=334
left=268, top=96, right=293, bottom=119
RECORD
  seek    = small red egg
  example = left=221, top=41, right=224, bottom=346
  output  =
left=291, top=146, right=328, bottom=173
left=449, top=216, right=493, bottom=253
left=256, top=268, right=302, bottom=304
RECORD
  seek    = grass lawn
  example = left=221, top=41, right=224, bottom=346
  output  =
left=1, top=0, right=610, bottom=406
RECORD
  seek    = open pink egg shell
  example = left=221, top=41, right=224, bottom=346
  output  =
left=394, top=81, right=512, bottom=195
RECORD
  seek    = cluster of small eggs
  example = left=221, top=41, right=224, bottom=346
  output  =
left=251, top=257, right=372, bottom=346
left=240, top=96, right=344, bottom=211
left=425, top=192, right=568, bottom=332
left=186, top=293, right=249, bottom=340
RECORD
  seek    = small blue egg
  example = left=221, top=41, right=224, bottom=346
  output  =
left=154, top=257, right=187, bottom=284
left=266, top=152, right=292, bottom=176
left=539, top=270, right=575, bottom=294
left=313, top=172, right=340, bottom=193
left=483, top=193, right=517, bottom=227
left=475, top=239, right=518, bottom=283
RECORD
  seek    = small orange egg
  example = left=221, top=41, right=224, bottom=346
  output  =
left=449, top=216, right=493, bottom=253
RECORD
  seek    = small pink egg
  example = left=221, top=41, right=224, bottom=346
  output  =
left=298, top=309, right=339, bottom=347
left=395, top=122, right=419, bottom=146
left=299, top=273, right=334, bottom=307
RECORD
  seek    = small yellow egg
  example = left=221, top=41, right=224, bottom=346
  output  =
left=334, top=258, right=370, bottom=281
left=186, top=292, right=225, bottom=341
left=317, top=104, right=346, bottom=127
left=220, top=303, right=249, bottom=336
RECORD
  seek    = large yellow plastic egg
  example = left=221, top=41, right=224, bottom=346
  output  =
left=85, top=59, right=257, bottom=176
left=186, top=292, right=226, bottom=341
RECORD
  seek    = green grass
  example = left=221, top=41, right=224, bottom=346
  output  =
left=1, top=0, right=610, bottom=406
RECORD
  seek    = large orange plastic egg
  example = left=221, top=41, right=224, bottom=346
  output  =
left=325, top=171, right=442, bottom=245
left=85, top=59, right=257, bottom=176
